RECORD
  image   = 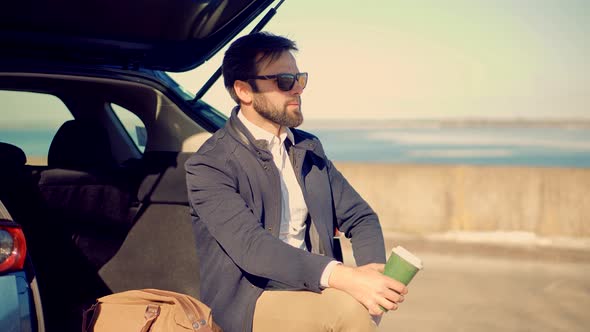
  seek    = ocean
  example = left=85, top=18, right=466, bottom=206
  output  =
left=303, top=124, right=590, bottom=168
left=2, top=125, right=590, bottom=168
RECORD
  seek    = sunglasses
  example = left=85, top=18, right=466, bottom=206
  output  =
left=248, top=72, right=308, bottom=91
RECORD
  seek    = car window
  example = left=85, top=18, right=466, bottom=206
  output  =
left=110, top=103, right=147, bottom=153
left=0, top=90, right=73, bottom=165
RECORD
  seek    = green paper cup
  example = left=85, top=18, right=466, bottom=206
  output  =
left=381, top=246, right=423, bottom=311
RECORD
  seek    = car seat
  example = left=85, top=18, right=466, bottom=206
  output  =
left=47, top=119, right=116, bottom=170
left=0, top=142, right=38, bottom=222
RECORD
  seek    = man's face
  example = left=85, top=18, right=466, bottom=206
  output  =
left=252, top=51, right=304, bottom=128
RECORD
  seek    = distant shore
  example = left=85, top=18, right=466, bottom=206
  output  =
left=26, top=156, right=47, bottom=165
left=302, top=118, right=590, bottom=130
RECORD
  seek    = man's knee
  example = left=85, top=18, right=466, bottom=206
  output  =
left=323, top=289, right=376, bottom=332
left=254, top=289, right=376, bottom=332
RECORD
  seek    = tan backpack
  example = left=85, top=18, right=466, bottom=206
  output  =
left=83, top=289, right=222, bottom=332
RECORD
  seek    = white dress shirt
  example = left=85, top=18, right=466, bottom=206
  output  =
left=238, top=111, right=339, bottom=287
left=238, top=111, right=308, bottom=249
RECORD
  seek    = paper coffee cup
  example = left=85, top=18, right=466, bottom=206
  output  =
left=384, top=246, right=423, bottom=285
left=381, top=246, right=423, bottom=311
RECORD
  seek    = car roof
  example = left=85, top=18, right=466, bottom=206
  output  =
left=0, top=0, right=275, bottom=72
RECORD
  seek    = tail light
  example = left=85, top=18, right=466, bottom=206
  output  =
left=0, top=225, right=27, bottom=273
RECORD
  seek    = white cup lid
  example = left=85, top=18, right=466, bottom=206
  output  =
left=392, top=246, right=423, bottom=269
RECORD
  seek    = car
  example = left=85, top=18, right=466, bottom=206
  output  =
left=0, top=197, right=40, bottom=332
left=0, top=1, right=286, bottom=331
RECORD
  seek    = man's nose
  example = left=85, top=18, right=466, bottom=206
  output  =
left=291, top=80, right=304, bottom=95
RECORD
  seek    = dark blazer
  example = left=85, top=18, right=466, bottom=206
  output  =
left=185, top=108, right=386, bottom=332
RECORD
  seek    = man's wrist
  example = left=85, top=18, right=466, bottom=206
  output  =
left=320, top=260, right=342, bottom=288
left=326, top=262, right=354, bottom=290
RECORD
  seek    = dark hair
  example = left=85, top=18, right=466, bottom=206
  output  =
left=222, top=32, right=298, bottom=103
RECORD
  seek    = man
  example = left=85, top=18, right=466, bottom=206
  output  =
left=185, top=32, right=407, bottom=332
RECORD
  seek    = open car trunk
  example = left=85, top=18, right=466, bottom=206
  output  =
left=0, top=0, right=275, bottom=71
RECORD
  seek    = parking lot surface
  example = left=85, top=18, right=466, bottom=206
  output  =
left=340, top=234, right=590, bottom=332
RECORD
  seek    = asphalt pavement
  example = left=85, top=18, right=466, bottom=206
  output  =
left=339, top=233, right=590, bottom=332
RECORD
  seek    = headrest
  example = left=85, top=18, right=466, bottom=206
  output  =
left=0, top=142, right=27, bottom=167
left=48, top=120, right=115, bottom=170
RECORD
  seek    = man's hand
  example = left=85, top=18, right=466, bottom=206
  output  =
left=328, top=263, right=408, bottom=316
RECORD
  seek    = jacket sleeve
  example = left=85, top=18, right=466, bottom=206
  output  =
left=186, top=153, right=333, bottom=292
left=326, top=159, right=387, bottom=266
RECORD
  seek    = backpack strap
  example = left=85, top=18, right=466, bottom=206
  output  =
left=82, top=304, right=99, bottom=332
left=140, top=304, right=161, bottom=332
left=142, top=289, right=212, bottom=331
left=82, top=302, right=161, bottom=332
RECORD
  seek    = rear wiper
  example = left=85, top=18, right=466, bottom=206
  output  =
left=192, top=0, right=286, bottom=103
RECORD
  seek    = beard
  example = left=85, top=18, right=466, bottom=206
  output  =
left=253, top=94, right=303, bottom=128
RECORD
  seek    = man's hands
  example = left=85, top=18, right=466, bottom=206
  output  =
left=328, top=263, right=408, bottom=316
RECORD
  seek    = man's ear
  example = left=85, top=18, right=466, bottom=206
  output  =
left=234, top=80, right=253, bottom=105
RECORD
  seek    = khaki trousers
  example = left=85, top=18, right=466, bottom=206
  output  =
left=252, top=288, right=376, bottom=332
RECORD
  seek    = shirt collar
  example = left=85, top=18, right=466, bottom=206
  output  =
left=238, top=109, right=294, bottom=147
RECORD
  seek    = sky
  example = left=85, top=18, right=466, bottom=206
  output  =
left=171, top=0, right=590, bottom=120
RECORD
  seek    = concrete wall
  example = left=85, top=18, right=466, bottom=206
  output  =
left=335, top=163, right=590, bottom=237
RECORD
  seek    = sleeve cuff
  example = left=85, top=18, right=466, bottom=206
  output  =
left=320, top=260, right=342, bottom=288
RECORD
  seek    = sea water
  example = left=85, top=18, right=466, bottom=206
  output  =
left=2, top=126, right=590, bottom=168
left=306, top=126, right=590, bottom=168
